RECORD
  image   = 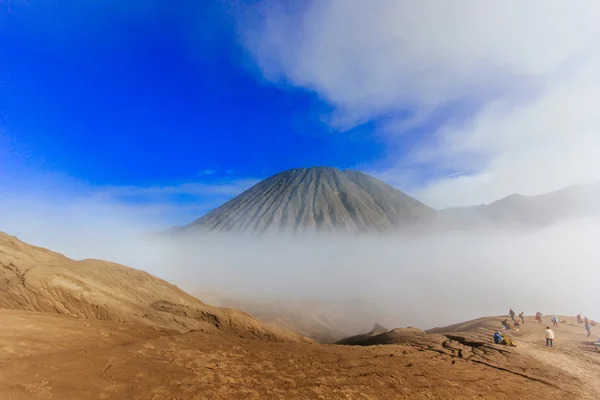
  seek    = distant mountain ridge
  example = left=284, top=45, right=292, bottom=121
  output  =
left=177, top=166, right=600, bottom=235
left=439, top=182, right=600, bottom=227
left=180, top=167, right=436, bottom=235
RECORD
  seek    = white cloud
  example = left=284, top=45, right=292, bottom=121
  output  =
left=241, top=0, right=600, bottom=207
left=416, top=60, right=600, bottom=207
left=100, top=179, right=259, bottom=199
left=198, top=169, right=217, bottom=176
left=0, top=167, right=259, bottom=244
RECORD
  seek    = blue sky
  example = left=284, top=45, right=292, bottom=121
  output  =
left=2, top=1, right=600, bottom=325
left=1, top=0, right=598, bottom=227
left=0, top=0, right=390, bottom=219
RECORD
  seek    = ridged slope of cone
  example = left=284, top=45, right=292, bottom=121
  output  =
left=184, top=167, right=436, bottom=235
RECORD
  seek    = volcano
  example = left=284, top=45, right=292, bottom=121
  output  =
left=182, top=167, right=436, bottom=235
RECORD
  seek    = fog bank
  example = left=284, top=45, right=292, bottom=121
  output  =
left=1, top=192, right=598, bottom=331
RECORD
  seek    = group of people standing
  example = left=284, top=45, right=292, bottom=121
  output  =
left=509, top=308, right=525, bottom=324
left=498, top=309, right=596, bottom=349
left=500, top=309, right=525, bottom=332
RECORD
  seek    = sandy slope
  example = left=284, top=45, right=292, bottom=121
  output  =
left=1, top=233, right=598, bottom=398
left=0, top=232, right=306, bottom=343
left=0, top=309, right=584, bottom=400
left=430, top=316, right=600, bottom=397
left=0, top=309, right=596, bottom=399
left=341, top=315, right=600, bottom=399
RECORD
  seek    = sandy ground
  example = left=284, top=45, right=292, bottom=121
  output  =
left=1, top=310, right=598, bottom=400
left=511, top=317, right=600, bottom=396
left=429, top=315, right=600, bottom=399
left=1, top=233, right=598, bottom=399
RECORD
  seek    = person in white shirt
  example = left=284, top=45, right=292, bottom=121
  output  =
left=545, top=326, right=555, bottom=347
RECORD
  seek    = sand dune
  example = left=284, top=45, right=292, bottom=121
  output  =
left=0, top=232, right=306, bottom=343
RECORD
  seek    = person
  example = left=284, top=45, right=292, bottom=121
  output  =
left=577, top=314, right=583, bottom=326
left=519, top=312, right=525, bottom=324
left=494, top=331, right=504, bottom=345
left=585, top=317, right=592, bottom=337
left=513, top=320, right=521, bottom=330
left=545, top=326, right=555, bottom=347
left=509, top=308, right=516, bottom=321
left=535, top=311, right=543, bottom=324
left=501, top=319, right=512, bottom=330
left=552, top=316, right=559, bottom=328
left=502, top=333, right=517, bottom=347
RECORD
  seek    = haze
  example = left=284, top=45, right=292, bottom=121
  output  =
left=3, top=1, right=600, bottom=398
left=1, top=182, right=598, bottom=332
left=2, top=0, right=600, bottom=334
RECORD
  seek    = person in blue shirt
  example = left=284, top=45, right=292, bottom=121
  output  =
left=494, top=331, right=504, bottom=344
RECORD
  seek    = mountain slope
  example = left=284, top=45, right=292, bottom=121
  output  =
left=0, top=232, right=307, bottom=343
left=182, top=167, right=436, bottom=235
left=439, top=183, right=600, bottom=227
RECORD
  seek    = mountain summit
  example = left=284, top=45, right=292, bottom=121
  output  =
left=182, top=167, right=436, bottom=235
